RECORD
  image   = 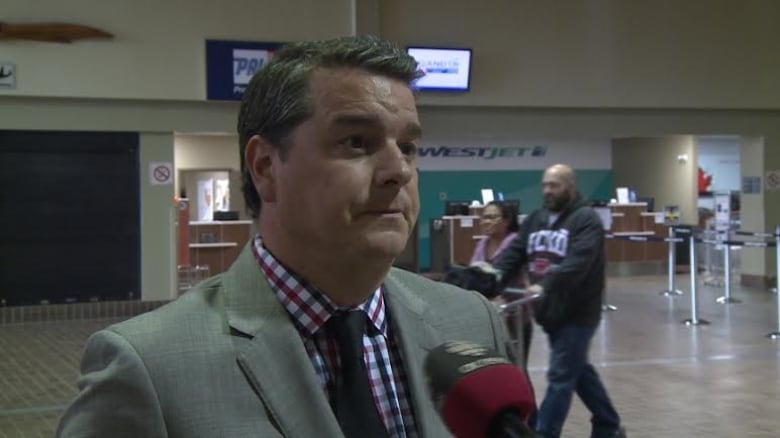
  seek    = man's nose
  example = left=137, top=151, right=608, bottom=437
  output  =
left=374, top=140, right=413, bottom=187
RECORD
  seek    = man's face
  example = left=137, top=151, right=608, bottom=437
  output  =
left=542, top=171, right=572, bottom=212
left=263, top=68, right=421, bottom=261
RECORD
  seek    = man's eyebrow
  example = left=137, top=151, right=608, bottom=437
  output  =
left=330, top=113, right=382, bottom=128
left=329, top=114, right=423, bottom=138
left=403, top=122, right=423, bottom=139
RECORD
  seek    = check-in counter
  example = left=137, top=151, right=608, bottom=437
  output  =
left=605, top=203, right=668, bottom=264
left=429, top=215, right=484, bottom=271
left=188, top=220, right=253, bottom=275
left=429, top=202, right=670, bottom=276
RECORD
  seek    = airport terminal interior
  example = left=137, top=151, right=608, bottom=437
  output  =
left=2, top=1, right=780, bottom=437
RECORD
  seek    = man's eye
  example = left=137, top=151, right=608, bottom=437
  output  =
left=341, top=136, right=367, bottom=150
left=399, top=142, right=418, bottom=157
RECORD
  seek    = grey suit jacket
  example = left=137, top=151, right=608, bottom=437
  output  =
left=57, top=244, right=508, bottom=437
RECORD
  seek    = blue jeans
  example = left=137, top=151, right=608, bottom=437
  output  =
left=535, top=324, right=621, bottom=438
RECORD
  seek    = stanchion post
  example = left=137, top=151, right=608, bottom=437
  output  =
left=661, top=226, right=683, bottom=297
left=683, top=232, right=710, bottom=326
left=601, top=232, right=617, bottom=311
left=716, top=240, right=740, bottom=304
left=767, top=225, right=780, bottom=339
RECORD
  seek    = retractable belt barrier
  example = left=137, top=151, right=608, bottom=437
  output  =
left=734, top=230, right=776, bottom=238
left=605, top=234, right=685, bottom=243
left=605, top=231, right=687, bottom=303
left=701, top=239, right=777, bottom=248
left=605, top=225, right=780, bottom=339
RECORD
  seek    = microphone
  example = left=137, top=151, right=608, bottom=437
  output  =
left=424, top=341, right=537, bottom=438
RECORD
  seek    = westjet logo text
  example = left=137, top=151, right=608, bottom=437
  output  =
left=418, top=145, right=548, bottom=160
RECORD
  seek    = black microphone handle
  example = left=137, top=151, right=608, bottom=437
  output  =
left=486, top=410, right=539, bottom=438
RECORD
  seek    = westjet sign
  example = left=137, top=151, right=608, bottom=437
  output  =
left=415, top=139, right=611, bottom=171
left=418, top=145, right=548, bottom=159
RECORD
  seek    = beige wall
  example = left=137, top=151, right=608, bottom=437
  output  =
left=0, top=96, right=240, bottom=132
left=763, top=137, right=780, bottom=231
left=611, top=136, right=698, bottom=224
left=762, top=136, right=780, bottom=283
left=139, top=132, right=176, bottom=301
left=381, top=0, right=780, bottom=109
left=740, top=137, right=766, bottom=279
left=2, top=0, right=352, bottom=100
left=5, top=1, right=779, bottom=108
left=174, top=134, right=240, bottom=187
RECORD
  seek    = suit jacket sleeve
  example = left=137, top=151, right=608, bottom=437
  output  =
left=479, top=291, right=511, bottom=356
left=56, top=329, right=168, bottom=438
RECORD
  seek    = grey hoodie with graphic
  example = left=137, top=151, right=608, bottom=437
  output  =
left=492, top=194, right=605, bottom=333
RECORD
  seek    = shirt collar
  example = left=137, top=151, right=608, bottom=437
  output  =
left=251, top=235, right=387, bottom=338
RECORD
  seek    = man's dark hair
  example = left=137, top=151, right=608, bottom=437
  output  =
left=237, top=35, right=421, bottom=218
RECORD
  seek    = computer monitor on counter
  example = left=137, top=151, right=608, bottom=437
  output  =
left=445, top=201, right=471, bottom=216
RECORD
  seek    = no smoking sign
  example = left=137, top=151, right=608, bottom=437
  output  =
left=149, top=162, right=173, bottom=186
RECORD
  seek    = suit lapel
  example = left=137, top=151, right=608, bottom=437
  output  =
left=220, top=246, right=450, bottom=437
left=222, top=244, right=343, bottom=438
left=384, top=271, right=451, bottom=437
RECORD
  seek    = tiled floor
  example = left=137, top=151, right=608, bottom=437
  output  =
left=1, top=275, right=779, bottom=437
left=541, top=275, right=780, bottom=437
left=0, top=318, right=125, bottom=438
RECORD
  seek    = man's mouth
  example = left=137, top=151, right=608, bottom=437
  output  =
left=361, top=209, right=404, bottom=217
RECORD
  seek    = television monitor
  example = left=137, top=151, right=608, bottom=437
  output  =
left=406, top=46, right=472, bottom=92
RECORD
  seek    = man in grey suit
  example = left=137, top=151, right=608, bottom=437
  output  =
left=56, top=35, right=509, bottom=437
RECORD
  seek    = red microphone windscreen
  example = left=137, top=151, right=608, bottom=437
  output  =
left=443, top=363, right=535, bottom=438
left=424, top=341, right=536, bottom=438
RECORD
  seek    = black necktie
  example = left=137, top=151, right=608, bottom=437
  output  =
left=327, top=311, right=389, bottom=438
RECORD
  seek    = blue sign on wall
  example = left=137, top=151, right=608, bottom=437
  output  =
left=206, top=39, right=283, bottom=101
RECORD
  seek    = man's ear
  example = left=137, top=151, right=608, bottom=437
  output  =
left=244, top=135, right=278, bottom=203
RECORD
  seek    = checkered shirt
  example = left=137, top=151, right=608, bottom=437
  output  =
left=252, top=236, right=418, bottom=437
